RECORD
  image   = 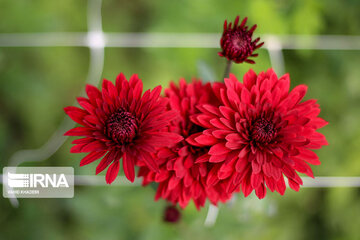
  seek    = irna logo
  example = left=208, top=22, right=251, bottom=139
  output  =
left=3, top=167, right=74, bottom=198
left=7, top=172, right=69, bottom=188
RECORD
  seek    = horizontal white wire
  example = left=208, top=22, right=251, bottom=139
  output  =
left=74, top=175, right=142, bottom=186
left=301, top=177, right=360, bottom=187
left=0, top=33, right=360, bottom=50
left=1, top=175, right=360, bottom=187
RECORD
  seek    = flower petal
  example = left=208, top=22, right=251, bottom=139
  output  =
left=80, top=151, right=107, bottom=166
left=106, top=160, right=120, bottom=184
left=209, top=142, right=230, bottom=155
left=123, top=153, right=135, bottom=182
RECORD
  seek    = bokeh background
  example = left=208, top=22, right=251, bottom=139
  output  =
left=1, top=0, right=360, bottom=239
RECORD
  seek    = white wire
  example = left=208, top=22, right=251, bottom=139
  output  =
left=266, top=35, right=285, bottom=75
left=2, top=175, right=360, bottom=187
left=204, top=204, right=219, bottom=227
left=1, top=33, right=360, bottom=49
left=74, top=175, right=142, bottom=186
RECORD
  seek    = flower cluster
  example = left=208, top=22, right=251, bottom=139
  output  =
left=64, top=16, right=328, bottom=210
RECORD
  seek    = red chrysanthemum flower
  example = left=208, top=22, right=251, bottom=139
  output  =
left=64, top=73, right=182, bottom=184
left=191, top=69, right=328, bottom=199
left=138, top=79, right=232, bottom=209
left=218, top=16, right=264, bottom=64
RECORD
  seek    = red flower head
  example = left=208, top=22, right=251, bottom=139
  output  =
left=191, top=69, right=328, bottom=199
left=138, top=79, right=232, bottom=209
left=218, top=16, right=264, bottom=64
left=64, top=73, right=182, bottom=184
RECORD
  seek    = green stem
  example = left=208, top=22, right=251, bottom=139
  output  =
left=223, top=60, right=233, bottom=80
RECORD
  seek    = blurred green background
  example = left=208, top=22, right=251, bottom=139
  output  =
left=0, top=0, right=360, bottom=239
